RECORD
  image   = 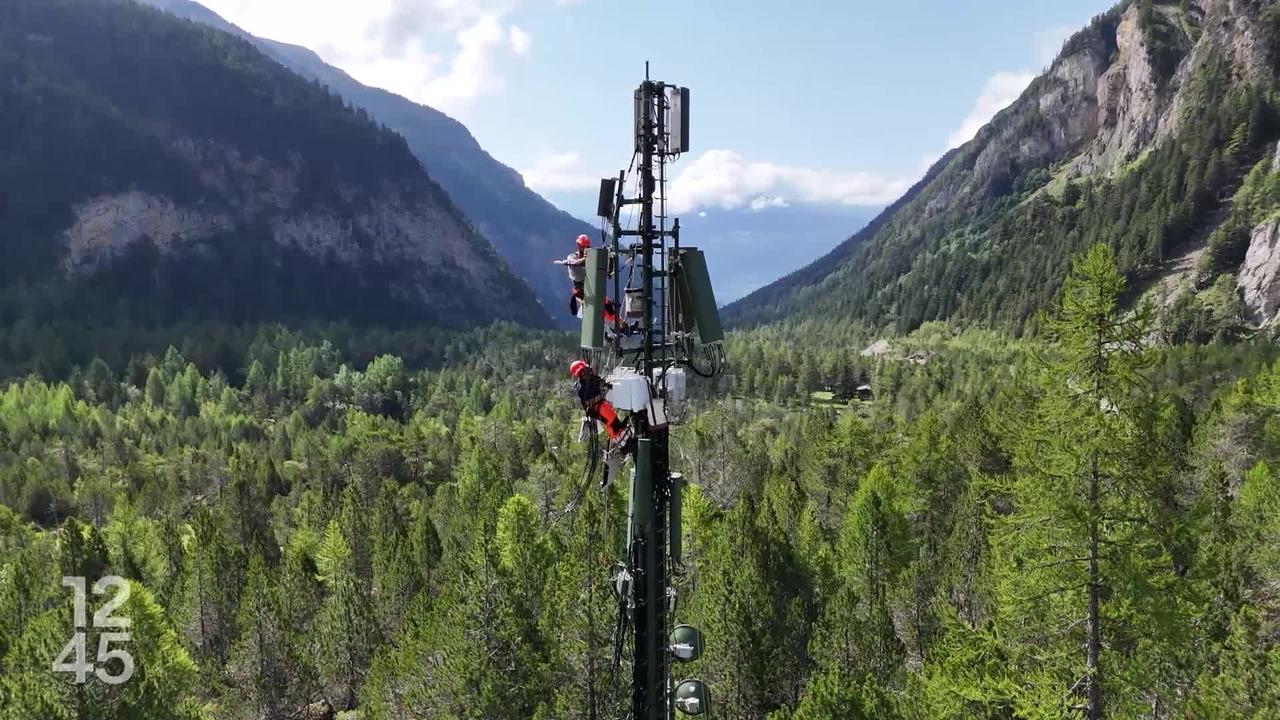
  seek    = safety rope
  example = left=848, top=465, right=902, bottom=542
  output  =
left=543, top=415, right=627, bottom=718
left=599, top=473, right=628, bottom=720
left=549, top=425, right=598, bottom=523
left=608, top=600, right=629, bottom=717
left=607, top=547, right=635, bottom=718
left=585, top=475, right=599, bottom=720
left=556, top=428, right=628, bottom=719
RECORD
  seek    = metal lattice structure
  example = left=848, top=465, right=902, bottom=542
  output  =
left=583, top=69, right=722, bottom=720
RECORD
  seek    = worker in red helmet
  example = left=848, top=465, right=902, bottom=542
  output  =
left=603, top=297, right=620, bottom=329
left=570, top=359, right=633, bottom=487
left=553, top=234, right=592, bottom=317
left=570, top=360, right=629, bottom=443
left=603, top=297, right=641, bottom=338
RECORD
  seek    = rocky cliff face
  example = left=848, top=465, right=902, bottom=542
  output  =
left=1072, top=6, right=1165, bottom=175
left=63, top=137, right=495, bottom=283
left=1237, top=143, right=1280, bottom=323
left=1237, top=217, right=1280, bottom=323
left=64, top=192, right=230, bottom=270
left=910, top=2, right=1201, bottom=226
left=63, top=181, right=500, bottom=299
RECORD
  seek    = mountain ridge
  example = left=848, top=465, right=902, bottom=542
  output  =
left=727, top=0, right=1280, bottom=340
left=0, top=0, right=551, bottom=330
left=136, top=0, right=596, bottom=327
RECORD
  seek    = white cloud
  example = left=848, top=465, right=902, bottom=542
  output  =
left=509, top=25, right=532, bottom=55
left=415, top=15, right=514, bottom=109
left=749, top=196, right=790, bottom=211
left=942, top=71, right=1036, bottom=151
left=197, top=0, right=561, bottom=116
left=917, top=22, right=1073, bottom=173
left=520, top=152, right=601, bottom=192
left=669, top=150, right=912, bottom=214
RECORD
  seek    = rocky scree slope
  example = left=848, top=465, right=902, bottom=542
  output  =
left=0, top=0, right=550, bottom=330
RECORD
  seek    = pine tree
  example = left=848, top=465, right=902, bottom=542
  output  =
left=245, top=360, right=269, bottom=406
left=686, top=499, right=810, bottom=719
left=536, top=483, right=625, bottom=720
left=227, top=552, right=292, bottom=719
left=58, top=518, right=110, bottom=582
left=370, top=483, right=423, bottom=638
left=224, top=451, right=278, bottom=564
left=776, top=669, right=873, bottom=720
left=361, top=492, right=555, bottom=720
left=83, top=358, right=117, bottom=406
left=172, top=509, right=241, bottom=667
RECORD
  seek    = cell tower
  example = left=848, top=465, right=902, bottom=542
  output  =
left=580, top=68, right=725, bottom=719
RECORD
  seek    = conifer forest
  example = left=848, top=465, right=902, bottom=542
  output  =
left=3, top=248, right=1280, bottom=718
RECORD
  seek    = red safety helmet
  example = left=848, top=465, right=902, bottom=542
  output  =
left=569, top=360, right=590, bottom=378
left=575, top=234, right=591, bottom=249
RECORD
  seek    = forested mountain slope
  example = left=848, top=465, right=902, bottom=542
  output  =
left=138, top=0, right=597, bottom=326
left=0, top=0, right=550, bottom=331
left=728, top=0, right=1280, bottom=339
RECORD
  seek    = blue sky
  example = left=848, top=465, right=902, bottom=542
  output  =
left=197, top=0, right=1113, bottom=218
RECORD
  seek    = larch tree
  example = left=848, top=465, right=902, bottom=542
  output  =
left=993, top=244, right=1188, bottom=718
left=314, top=518, right=375, bottom=711
left=804, top=464, right=908, bottom=713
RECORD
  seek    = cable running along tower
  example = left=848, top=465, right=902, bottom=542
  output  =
left=580, top=69, right=725, bottom=719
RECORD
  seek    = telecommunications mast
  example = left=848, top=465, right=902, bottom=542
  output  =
left=580, top=68, right=725, bottom=720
